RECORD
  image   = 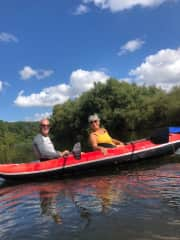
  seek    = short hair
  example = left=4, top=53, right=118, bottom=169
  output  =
left=88, top=113, right=100, bottom=123
left=40, top=118, right=49, bottom=125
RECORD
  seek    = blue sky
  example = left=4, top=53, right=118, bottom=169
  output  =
left=0, top=0, right=180, bottom=122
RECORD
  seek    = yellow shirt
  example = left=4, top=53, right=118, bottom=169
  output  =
left=94, top=129, right=115, bottom=145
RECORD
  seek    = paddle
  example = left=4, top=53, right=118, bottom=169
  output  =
left=150, top=127, right=169, bottom=144
left=125, top=127, right=170, bottom=145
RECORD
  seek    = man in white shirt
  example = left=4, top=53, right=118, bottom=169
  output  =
left=33, top=118, right=69, bottom=161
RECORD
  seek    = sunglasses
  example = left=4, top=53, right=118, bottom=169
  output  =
left=90, top=120, right=98, bottom=124
left=41, top=124, right=50, bottom=128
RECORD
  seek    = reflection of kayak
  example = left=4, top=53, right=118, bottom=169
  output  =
left=0, top=127, right=180, bottom=181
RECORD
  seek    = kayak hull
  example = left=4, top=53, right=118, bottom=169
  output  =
left=0, top=133, right=180, bottom=181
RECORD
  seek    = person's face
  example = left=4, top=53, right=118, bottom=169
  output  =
left=90, top=119, right=100, bottom=130
left=40, top=120, right=50, bottom=136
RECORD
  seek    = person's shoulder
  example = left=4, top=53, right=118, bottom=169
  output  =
left=33, top=133, right=42, bottom=143
left=89, top=131, right=96, bottom=137
left=101, top=128, right=107, bottom=132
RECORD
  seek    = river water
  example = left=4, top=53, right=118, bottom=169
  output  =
left=0, top=155, right=180, bottom=240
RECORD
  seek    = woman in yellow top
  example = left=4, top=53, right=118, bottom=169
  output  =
left=88, top=114, right=124, bottom=154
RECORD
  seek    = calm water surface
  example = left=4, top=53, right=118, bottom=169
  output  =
left=0, top=156, right=180, bottom=240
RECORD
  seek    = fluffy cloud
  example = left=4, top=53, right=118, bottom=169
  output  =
left=82, top=0, right=173, bottom=12
left=14, top=84, right=70, bottom=107
left=14, top=69, right=109, bottom=107
left=74, top=4, right=89, bottom=15
left=129, top=48, right=180, bottom=91
left=70, top=69, right=109, bottom=96
left=0, top=32, right=18, bottom=42
left=25, top=112, right=52, bottom=121
left=19, top=66, right=54, bottom=80
left=118, top=39, right=144, bottom=55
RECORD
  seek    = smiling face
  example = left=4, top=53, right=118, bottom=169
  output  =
left=90, top=119, right=100, bottom=131
left=40, top=119, right=50, bottom=137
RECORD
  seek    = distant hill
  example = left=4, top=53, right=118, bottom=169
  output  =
left=0, top=121, right=39, bottom=163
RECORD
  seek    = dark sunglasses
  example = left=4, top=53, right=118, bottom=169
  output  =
left=41, top=124, right=50, bottom=128
left=90, top=120, right=98, bottom=124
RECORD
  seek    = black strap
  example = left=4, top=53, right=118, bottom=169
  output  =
left=98, top=143, right=116, bottom=148
left=40, top=158, right=49, bottom=162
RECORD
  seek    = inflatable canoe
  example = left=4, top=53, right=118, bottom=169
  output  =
left=0, top=127, right=180, bottom=181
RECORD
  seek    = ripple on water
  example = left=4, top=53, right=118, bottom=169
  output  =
left=0, top=160, right=180, bottom=239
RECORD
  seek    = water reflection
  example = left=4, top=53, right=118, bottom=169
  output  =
left=0, top=157, right=180, bottom=239
left=39, top=189, right=62, bottom=224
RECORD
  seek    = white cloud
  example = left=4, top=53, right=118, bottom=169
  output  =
left=19, top=66, right=36, bottom=80
left=0, top=81, right=10, bottom=92
left=19, top=66, right=54, bottom=80
left=25, top=112, right=52, bottom=121
left=70, top=69, right=109, bottom=96
left=14, top=69, right=109, bottom=107
left=129, top=48, right=180, bottom=91
left=0, top=81, right=3, bottom=91
left=74, top=4, right=89, bottom=15
left=0, top=32, right=18, bottom=42
left=82, top=0, right=173, bottom=12
left=118, top=39, right=144, bottom=55
left=14, top=84, right=70, bottom=107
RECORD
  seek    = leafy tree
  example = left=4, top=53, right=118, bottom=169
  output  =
left=1, top=79, right=180, bottom=163
left=0, top=121, right=39, bottom=163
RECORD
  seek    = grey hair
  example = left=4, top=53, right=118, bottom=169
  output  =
left=88, top=113, right=100, bottom=123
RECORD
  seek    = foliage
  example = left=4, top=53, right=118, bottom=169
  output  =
left=51, top=79, right=180, bottom=150
left=1, top=79, right=180, bottom=163
left=0, top=121, right=39, bottom=163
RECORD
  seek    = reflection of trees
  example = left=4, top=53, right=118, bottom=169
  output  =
left=1, top=162, right=180, bottom=240
left=3, top=170, right=174, bottom=227
left=2, top=165, right=180, bottom=234
left=0, top=175, right=127, bottom=228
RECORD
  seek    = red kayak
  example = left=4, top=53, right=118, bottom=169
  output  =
left=0, top=127, right=180, bottom=181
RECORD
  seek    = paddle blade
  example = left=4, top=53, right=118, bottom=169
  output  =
left=150, top=127, right=169, bottom=144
